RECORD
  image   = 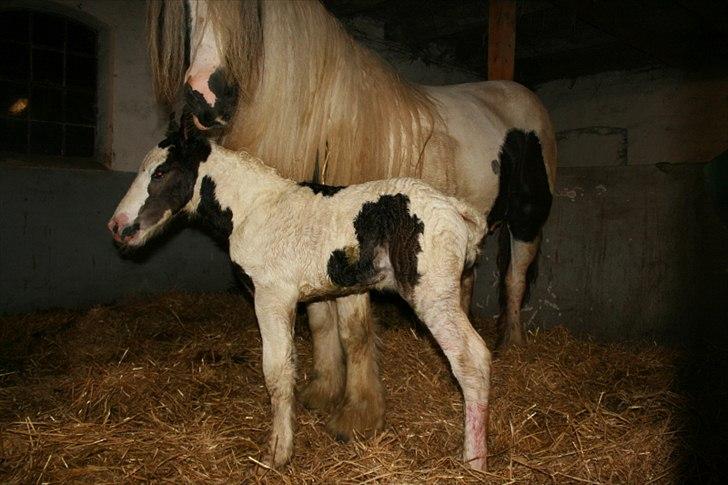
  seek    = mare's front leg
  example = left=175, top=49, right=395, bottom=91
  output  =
left=255, top=287, right=299, bottom=468
left=299, top=301, right=345, bottom=413
left=327, top=293, right=385, bottom=441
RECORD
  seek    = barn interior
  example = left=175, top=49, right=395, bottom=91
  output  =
left=1, top=0, right=727, bottom=482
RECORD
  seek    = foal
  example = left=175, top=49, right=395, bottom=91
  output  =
left=108, top=119, right=492, bottom=471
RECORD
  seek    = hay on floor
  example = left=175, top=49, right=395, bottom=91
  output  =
left=0, top=292, right=684, bottom=483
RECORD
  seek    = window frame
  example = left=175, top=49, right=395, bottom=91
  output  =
left=0, top=2, right=109, bottom=170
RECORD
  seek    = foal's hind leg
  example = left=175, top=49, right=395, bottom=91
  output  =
left=497, top=231, right=541, bottom=348
left=327, top=293, right=385, bottom=441
left=300, top=301, right=345, bottom=413
left=411, top=281, right=492, bottom=471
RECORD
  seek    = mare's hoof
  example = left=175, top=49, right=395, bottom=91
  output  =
left=326, top=396, right=385, bottom=442
left=300, top=376, right=344, bottom=414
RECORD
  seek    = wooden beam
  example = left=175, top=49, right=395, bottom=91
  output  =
left=488, top=0, right=516, bottom=80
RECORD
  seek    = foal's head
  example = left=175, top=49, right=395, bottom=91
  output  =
left=107, top=115, right=212, bottom=247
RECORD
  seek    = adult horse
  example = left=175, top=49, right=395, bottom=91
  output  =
left=147, top=0, right=556, bottom=445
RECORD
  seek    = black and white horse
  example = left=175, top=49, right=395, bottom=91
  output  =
left=109, top=116, right=491, bottom=470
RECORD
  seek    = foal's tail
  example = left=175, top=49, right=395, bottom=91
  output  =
left=449, top=197, right=487, bottom=267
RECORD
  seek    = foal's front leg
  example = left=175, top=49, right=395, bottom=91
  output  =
left=254, top=288, right=298, bottom=468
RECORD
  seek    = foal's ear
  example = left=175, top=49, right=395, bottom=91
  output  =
left=166, top=112, right=179, bottom=138
left=179, top=111, right=204, bottom=142
left=179, top=111, right=212, bottom=163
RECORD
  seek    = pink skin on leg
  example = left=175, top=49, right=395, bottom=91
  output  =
left=464, top=401, right=489, bottom=471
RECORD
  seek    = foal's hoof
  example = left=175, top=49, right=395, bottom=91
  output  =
left=467, top=456, right=487, bottom=473
left=327, top=398, right=385, bottom=442
left=300, top=377, right=344, bottom=414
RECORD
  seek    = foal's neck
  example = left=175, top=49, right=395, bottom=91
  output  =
left=193, top=146, right=294, bottom=229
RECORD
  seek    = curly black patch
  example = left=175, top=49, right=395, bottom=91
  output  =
left=298, top=181, right=346, bottom=197
left=327, top=194, right=424, bottom=293
left=198, top=176, right=233, bottom=242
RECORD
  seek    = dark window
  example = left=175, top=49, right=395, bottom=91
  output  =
left=0, top=9, right=97, bottom=158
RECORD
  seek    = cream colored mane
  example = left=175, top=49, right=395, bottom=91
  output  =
left=148, top=0, right=439, bottom=185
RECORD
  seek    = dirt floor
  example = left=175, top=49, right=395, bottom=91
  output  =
left=0, top=292, right=685, bottom=483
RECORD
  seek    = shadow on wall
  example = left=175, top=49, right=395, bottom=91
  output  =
left=0, top=166, right=235, bottom=315
left=676, top=148, right=728, bottom=481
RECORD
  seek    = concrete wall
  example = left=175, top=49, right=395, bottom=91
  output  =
left=536, top=68, right=728, bottom=167
left=471, top=163, right=728, bottom=342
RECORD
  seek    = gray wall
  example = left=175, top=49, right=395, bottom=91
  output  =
left=536, top=68, right=728, bottom=167
left=0, top=167, right=234, bottom=314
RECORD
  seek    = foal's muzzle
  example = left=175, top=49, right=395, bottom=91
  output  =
left=108, top=214, right=140, bottom=243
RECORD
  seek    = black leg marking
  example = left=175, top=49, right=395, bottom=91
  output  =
left=327, top=194, right=424, bottom=293
left=489, top=129, right=552, bottom=314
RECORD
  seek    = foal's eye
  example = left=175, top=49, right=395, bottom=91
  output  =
left=152, top=168, right=166, bottom=179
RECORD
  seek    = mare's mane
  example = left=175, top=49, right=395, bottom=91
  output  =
left=147, top=0, right=440, bottom=184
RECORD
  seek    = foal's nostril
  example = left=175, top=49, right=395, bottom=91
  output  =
left=107, top=218, right=118, bottom=235
left=120, top=222, right=140, bottom=240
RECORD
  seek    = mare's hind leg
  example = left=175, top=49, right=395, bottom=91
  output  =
left=327, top=293, right=385, bottom=441
left=411, top=280, right=492, bottom=471
left=489, top=129, right=553, bottom=348
left=300, top=301, right=345, bottom=413
left=497, top=231, right=541, bottom=348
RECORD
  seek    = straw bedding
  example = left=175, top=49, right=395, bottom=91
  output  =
left=1, top=292, right=684, bottom=483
